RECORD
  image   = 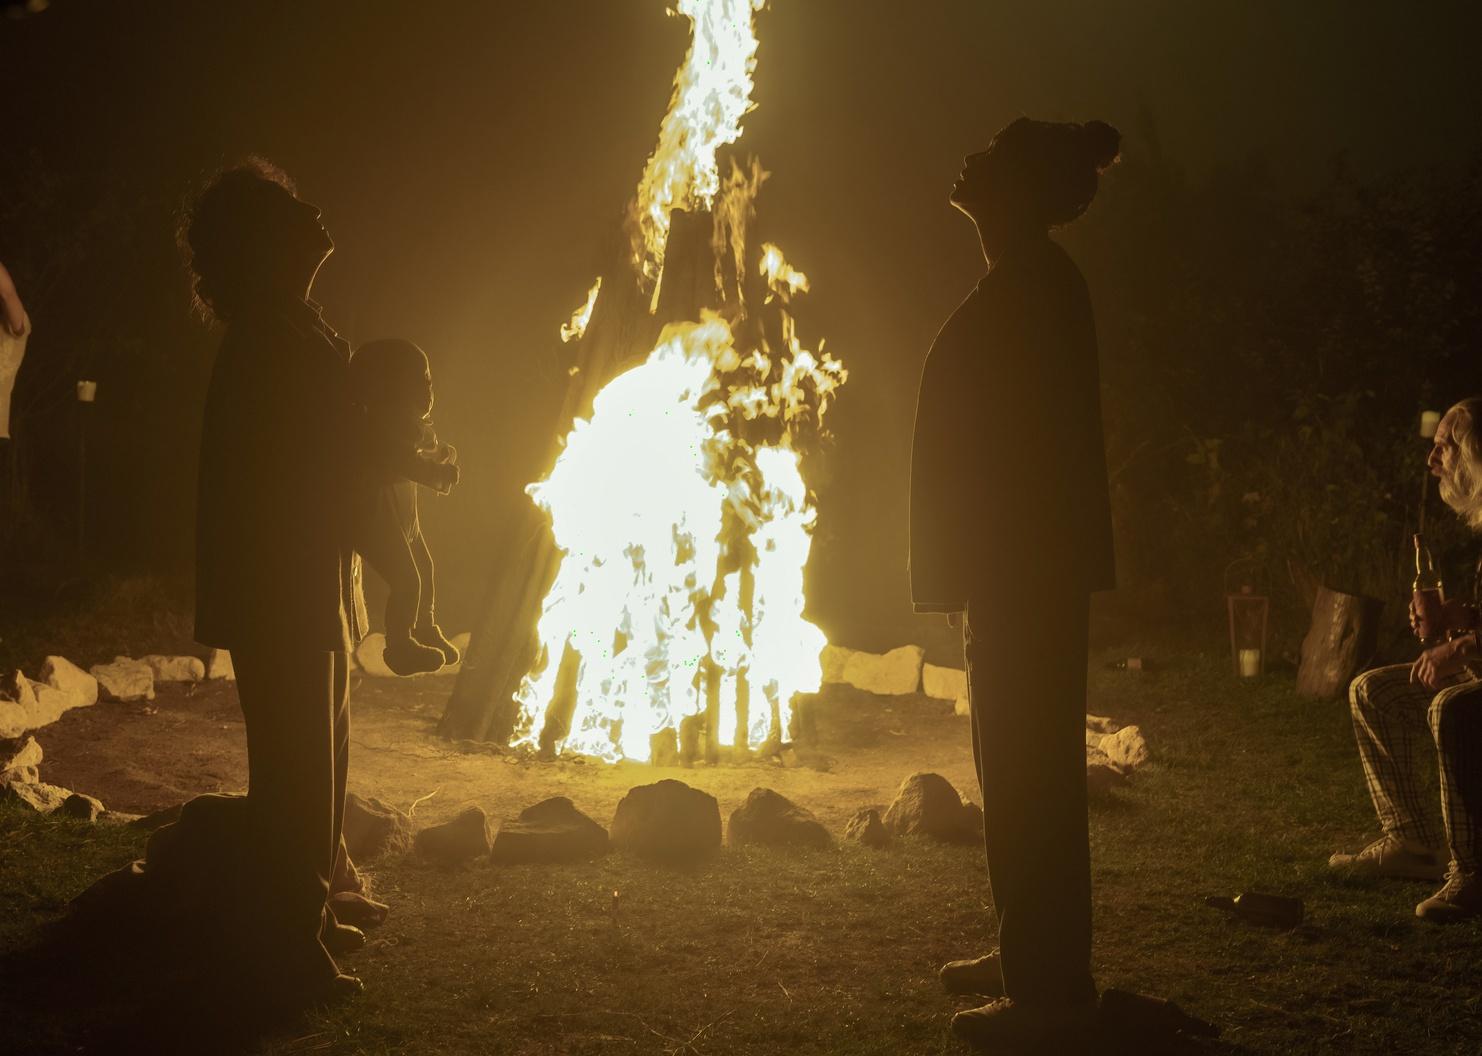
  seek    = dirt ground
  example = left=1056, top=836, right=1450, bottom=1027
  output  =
left=34, top=671, right=981, bottom=833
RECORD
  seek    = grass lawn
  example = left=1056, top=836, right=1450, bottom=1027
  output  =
left=3, top=645, right=1481, bottom=1054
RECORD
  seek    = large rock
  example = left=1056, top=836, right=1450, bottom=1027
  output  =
left=443, top=632, right=471, bottom=674
left=1, top=780, right=71, bottom=813
left=343, top=792, right=412, bottom=860
left=40, top=656, right=98, bottom=708
left=0, top=673, right=35, bottom=738
left=22, top=680, right=72, bottom=729
left=60, top=792, right=105, bottom=821
left=206, top=648, right=235, bottom=680
left=841, top=645, right=925, bottom=696
left=728, top=788, right=833, bottom=851
left=490, top=796, right=609, bottom=864
left=922, top=663, right=967, bottom=701
left=843, top=807, right=889, bottom=848
left=0, top=699, right=25, bottom=739
left=883, top=772, right=979, bottom=843
left=610, top=779, right=722, bottom=860
left=413, top=805, right=492, bottom=863
left=2, top=671, right=74, bottom=734
left=1100, top=726, right=1150, bottom=771
left=1086, top=714, right=1121, bottom=735
left=354, top=633, right=395, bottom=678
left=142, top=655, right=206, bottom=683
left=819, top=644, right=853, bottom=684
left=0, top=734, right=42, bottom=780
left=90, top=657, right=155, bottom=702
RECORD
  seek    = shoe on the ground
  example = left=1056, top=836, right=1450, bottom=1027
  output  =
left=951, top=996, right=1096, bottom=1049
left=939, top=951, right=1003, bottom=997
left=413, top=621, right=461, bottom=666
left=1328, top=833, right=1446, bottom=880
left=382, top=635, right=445, bottom=676
left=1416, top=865, right=1482, bottom=923
left=322, top=921, right=367, bottom=955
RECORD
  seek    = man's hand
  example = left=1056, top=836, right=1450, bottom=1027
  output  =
left=1410, top=635, right=1474, bottom=691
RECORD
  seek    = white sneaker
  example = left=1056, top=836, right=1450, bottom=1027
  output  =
left=1416, top=865, right=1482, bottom=923
left=1328, top=834, right=1445, bottom=880
left=938, top=951, right=1003, bottom=997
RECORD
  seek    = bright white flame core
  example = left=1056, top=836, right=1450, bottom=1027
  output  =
left=513, top=305, right=842, bottom=762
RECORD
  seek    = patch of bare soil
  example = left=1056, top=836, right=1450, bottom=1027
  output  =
left=35, top=674, right=980, bottom=831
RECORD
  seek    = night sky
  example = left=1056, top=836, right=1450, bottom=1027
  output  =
left=2, top=0, right=1478, bottom=648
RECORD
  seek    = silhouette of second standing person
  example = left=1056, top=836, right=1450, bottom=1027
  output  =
left=910, top=117, right=1121, bottom=1048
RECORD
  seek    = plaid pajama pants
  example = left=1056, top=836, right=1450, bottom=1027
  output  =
left=1348, top=664, right=1482, bottom=873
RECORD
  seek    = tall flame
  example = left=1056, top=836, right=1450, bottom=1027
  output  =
left=515, top=0, right=845, bottom=763
left=630, top=0, right=766, bottom=283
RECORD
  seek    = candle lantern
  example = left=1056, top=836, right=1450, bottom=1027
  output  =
left=1227, top=585, right=1269, bottom=678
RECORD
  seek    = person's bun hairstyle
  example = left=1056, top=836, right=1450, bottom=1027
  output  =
left=987, top=117, right=1122, bottom=227
left=1079, top=119, right=1122, bottom=174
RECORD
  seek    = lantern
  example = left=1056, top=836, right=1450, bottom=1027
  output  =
left=1227, top=585, right=1269, bottom=678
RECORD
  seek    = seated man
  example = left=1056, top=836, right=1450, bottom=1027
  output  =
left=1332, top=398, right=1482, bottom=922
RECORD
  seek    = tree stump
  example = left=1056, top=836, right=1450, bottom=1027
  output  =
left=1296, top=586, right=1384, bottom=699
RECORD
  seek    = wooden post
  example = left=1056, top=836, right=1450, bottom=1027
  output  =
left=1296, top=586, right=1384, bottom=699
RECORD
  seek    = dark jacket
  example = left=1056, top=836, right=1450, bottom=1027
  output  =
left=909, top=236, right=1115, bottom=611
left=194, top=300, right=363, bottom=651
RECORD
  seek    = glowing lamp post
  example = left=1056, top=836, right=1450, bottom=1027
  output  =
left=1227, top=585, right=1269, bottom=678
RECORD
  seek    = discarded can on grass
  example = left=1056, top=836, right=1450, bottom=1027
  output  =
left=1204, top=891, right=1304, bottom=929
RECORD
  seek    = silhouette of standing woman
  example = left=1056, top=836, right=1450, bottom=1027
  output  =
left=910, top=118, right=1120, bottom=1048
left=184, top=160, right=364, bottom=1007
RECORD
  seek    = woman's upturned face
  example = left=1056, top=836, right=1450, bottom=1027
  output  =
left=949, top=148, right=996, bottom=219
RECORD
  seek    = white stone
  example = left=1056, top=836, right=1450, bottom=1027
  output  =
left=206, top=648, right=235, bottom=680
left=354, top=632, right=395, bottom=678
left=954, top=695, right=970, bottom=717
left=1, top=780, right=71, bottom=813
left=819, top=644, right=854, bottom=684
left=1086, top=713, right=1121, bottom=735
left=0, top=733, right=42, bottom=771
left=90, top=657, right=155, bottom=702
left=0, top=700, right=24, bottom=739
left=142, top=654, right=205, bottom=682
left=840, top=645, right=925, bottom=697
left=439, top=631, right=472, bottom=675
left=23, top=680, right=72, bottom=729
left=1099, top=725, right=1150, bottom=771
left=41, top=656, right=98, bottom=709
left=923, top=663, right=967, bottom=701
left=1, top=672, right=36, bottom=737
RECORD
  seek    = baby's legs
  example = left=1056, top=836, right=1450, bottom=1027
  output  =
left=410, top=529, right=436, bottom=631
left=409, top=527, right=461, bottom=664
left=359, top=489, right=442, bottom=675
